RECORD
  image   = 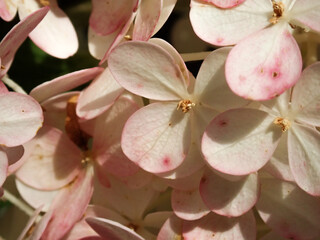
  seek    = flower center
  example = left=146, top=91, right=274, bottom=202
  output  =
left=273, top=117, right=291, bottom=132
left=269, top=0, right=284, bottom=24
left=177, top=99, right=195, bottom=113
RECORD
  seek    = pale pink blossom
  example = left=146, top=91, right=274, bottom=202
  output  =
left=190, top=0, right=320, bottom=100
left=108, top=40, right=247, bottom=176
left=202, top=62, right=320, bottom=196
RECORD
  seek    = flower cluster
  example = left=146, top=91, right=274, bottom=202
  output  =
left=0, top=0, right=320, bottom=240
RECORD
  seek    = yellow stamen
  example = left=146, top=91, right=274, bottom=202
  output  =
left=177, top=100, right=195, bottom=113
left=273, top=117, right=291, bottom=132
left=269, top=1, right=284, bottom=24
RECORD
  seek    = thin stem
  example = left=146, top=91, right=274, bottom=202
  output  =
left=180, top=51, right=212, bottom=62
left=2, top=75, right=27, bottom=94
left=2, top=189, right=34, bottom=217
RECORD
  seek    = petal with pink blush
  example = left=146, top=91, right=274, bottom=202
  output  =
left=0, top=150, right=8, bottom=187
left=86, top=217, right=144, bottom=240
left=288, top=124, right=320, bottom=196
left=0, top=0, right=18, bottom=21
left=189, top=0, right=270, bottom=46
left=133, top=0, right=161, bottom=41
left=0, top=6, right=49, bottom=77
left=202, top=108, right=282, bottom=175
left=225, top=23, right=302, bottom=100
left=256, top=177, right=320, bottom=239
left=163, top=168, right=204, bottom=191
left=263, top=132, right=294, bottom=182
left=41, top=167, right=94, bottom=240
left=182, top=211, right=256, bottom=240
left=77, top=68, right=123, bottom=120
left=290, top=1, right=320, bottom=32
left=122, top=102, right=191, bottom=173
left=16, top=126, right=82, bottom=190
left=90, top=0, right=136, bottom=36
left=108, top=41, right=188, bottom=101
left=291, top=62, right=320, bottom=127
left=16, top=179, right=58, bottom=212
left=30, top=67, right=104, bottom=103
left=0, top=145, right=24, bottom=174
left=194, top=47, right=248, bottom=111
left=65, top=205, right=129, bottom=240
left=172, top=188, right=210, bottom=220
left=18, top=0, right=78, bottom=59
left=153, top=0, right=177, bottom=35
left=149, top=38, right=189, bottom=86
left=93, top=97, right=140, bottom=178
left=0, top=92, right=43, bottom=147
left=200, top=170, right=259, bottom=217
left=0, top=80, right=8, bottom=94
left=157, top=214, right=183, bottom=240
left=203, top=0, right=245, bottom=8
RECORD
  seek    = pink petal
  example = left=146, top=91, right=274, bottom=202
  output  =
left=77, top=68, right=123, bottom=120
left=89, top=0, right=137, bottom=36
left=200, top=170, right=259, bottom=217
left=263, top=132, right=294, bottom=182
left=163, top=168, right=204, bottom=191
left=41, top=91, right=80, bottom=131
left=0, top=150, right=8, bottom=187
left=93, top=97, right=140, bottom=178
left=225, top=23, right=302, bottom=100
left=149, top=38, right=189, bottom=86
left=16, top=126, right=82, bottom=190
left=65, top=205, right=129, bottom=240
left=0, top=0, right=17, bottom=21
left=1, top=145, right=24, bottom=174
left=16, top=179, right=58, bottom=212
left=202, top=108, right=282, bottom=175
left=288, top=124, right=320, bottom=196
left=122, top=102, right=191, bottom=173
left=153, top=0, right=177, bottom=35
left=291, top=1, right=320, bottom=32
left=203, top=0, right=245, bottom=8
left=18, top=0, right=78, bottom=58
left=132, top=0, right=162, bottom=41
left=157, top=214, right=183, bottom=240
left=0, top=6, right=49, bottom=77
left=0, top=79, right=8, bottom=94
left=291, top=62, right=320, bottom=126
left=256, top=177, right=320, bottom=239
left=86, top=217, right=144, bottom=240
left=93, top=175, right=158, bottom=221
left=182, top=211, right=256, bottom=240
left=41, top=167, right=94, bottom=240
left=30, top=67, right=104, bottom=103
left=172, top=188, right=210, bottom=220
left=89, top=13, right=134, bottom=64
left=189, top=0, right=270, bottom=45
left=194, top=47, right=248, bottom=111
left=0, top=92, right=43, bottom=147
left=108, top=41, right=188, bottom=101
left=116, top=169, right=153, bottom=189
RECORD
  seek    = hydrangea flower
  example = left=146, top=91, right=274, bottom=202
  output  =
left=0, top=0, right=78, bottom=58
left=108, top=40, right=247, bottom=175
left=202, top=62, right=320, bottom=196
left=190, top=0, right=320, bottom=100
